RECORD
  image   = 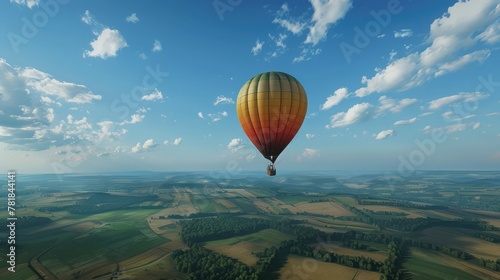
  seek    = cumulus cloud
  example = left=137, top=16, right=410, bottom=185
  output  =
left=306, top=134, right=316, bottom=139
left=0, top=58, right=107, bottom=150
left=327, top=103, right=373, bottom=128
left=121, top=114, right=144, bottom=125
left=126, top=13, right=139, bottom=23
left=305, top=0, right=353, bottom=45
left=172, top=137, right=183, bottom=145
left=84, top=28, right=128, bottom=59
left=131, top=139, right=158, bottom=153
left=142, top=88, right=163, bottom=101
left=374, top=129, right=394, bottom=140
left=227, top=138, right=245, bottom=153
left=354, top=0, right=498, bottom=97
left=251, top=40, right=264, bottom=55
left=321, top=87, right=348, bottom=110
left=394, top=117, right=417, bottom=126
left=152, top=39, right=162, bottom=52
left=214, top=95, right=234, bottom=105
left=198, top=112, right=204, bottom=119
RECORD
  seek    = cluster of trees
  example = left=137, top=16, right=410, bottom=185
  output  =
left=165, top=212, right=244, bottom=219
left=172, top=245, right=259, bottom=280
left=358, top=199, right=446, bottom=210
left=362, top=209, right=407, bottom=216
left=474, top=233, right=499, bottom=243
left=288, top=241, right=383, bottom=272
left=339, top=204, right=490, bottom=232
left=17, top=216, right=52, bottom=228
left=39, top=193, right=159, bottom=214
left=475, top=258, right=500, bottom=271
left=379, top=240, right=405, bottom=280
left=281, top=211, right=334, bottom=218
left=178, top=216, right=269, bottom=246
left=174, top=212, right=500, bottom=279
left=342, top=240, right=371, bottom=251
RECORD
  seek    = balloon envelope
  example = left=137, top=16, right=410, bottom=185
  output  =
left=236, top=72, right=307, bottom=163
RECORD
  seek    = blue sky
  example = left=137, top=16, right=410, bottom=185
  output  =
left=1, top=0, right=499, bottom=174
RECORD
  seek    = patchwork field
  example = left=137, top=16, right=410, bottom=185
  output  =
left=204, top=228, right=294, bottom=266
left=418, top=226, right=500, bottom=260
left=3, top=171, right=500, bottom=280
left=279, top=255, right=380, bottom=280
left=404, top=248, right=500, bottom=280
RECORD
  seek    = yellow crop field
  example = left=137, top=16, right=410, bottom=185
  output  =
left=279, top=255, right=380, bottom=280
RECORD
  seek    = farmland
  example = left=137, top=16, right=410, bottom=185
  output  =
left=0, top=171, right=499, bottom=279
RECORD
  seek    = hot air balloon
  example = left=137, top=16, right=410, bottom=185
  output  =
left=236, top=72, right=308, bottom=176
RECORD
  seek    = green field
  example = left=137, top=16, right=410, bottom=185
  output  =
left=276, top=195, right=313, bottom=205
left=37, top=210, right=168, bottom=276
left=205, top=228, right=294, bottom=247
left=404, top=248, right=480, bottom=280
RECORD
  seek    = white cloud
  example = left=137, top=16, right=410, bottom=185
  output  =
left=273, top=18, right=306, bottom=35
left=394, top=29, right=413, bottom=38
left=472, top=122, right=481, bottom=130
left=374, top=129, right=394, bottom=140
left=21, top=69, right=102, bottom=104
left=152, top=40, right=162, bottom=52
left=442, top=111, right=454, bottom=119
left=81, top=10, right=97, bottom=26
left=84, top=28, right=128, bottom=59
left=443, top=123, right=467, bottom=134
left=355, top=54, right=419, bottom=97
left=121, top=114, right=144, bottom=125
left=305, top=0, right=353, bottom=46
left=126, top=13, right=139, bottom=23
left=321, top=87, right=348, bottom=110
left=172, top=137, right=182, bottom=145
left=227, top=138, right=245, bottom=153
left=428, top=92, right=486, bottom=110
left=354, top=0, right=498, bottom=97
left=394, top=117, right=417, bottom=126
left=214, top=95, right=234, bottom=105
left=327, top=103, right=373, bottom=128
left=221, top=111, right=228, bottom=117
left=435, top=50, right=490, bottom=77
left=142, top=88, right=163, bottom=101
left=389, top=50, right=397, bottom=61
left=142, top=139, right=157, bottom=149
left=251, top=40, right=264, bottom=55
left=477, top=19, right=500, bottom=44
left=298, top=148, right=319, bottom=161
left=10, top=0, right=39, bottom=8
left=131, top=143, right=142, bottom=153
left=306, top=134, right=316, bottom=139
left=273, top=4, right=306, bottom=35
left=377, top=96, right=418, bottom=114
left=139, top=53, right=147, bottom=60
left=198, top=112, right=204, bottom=119
left=131, top=139, right=158, bottom=153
